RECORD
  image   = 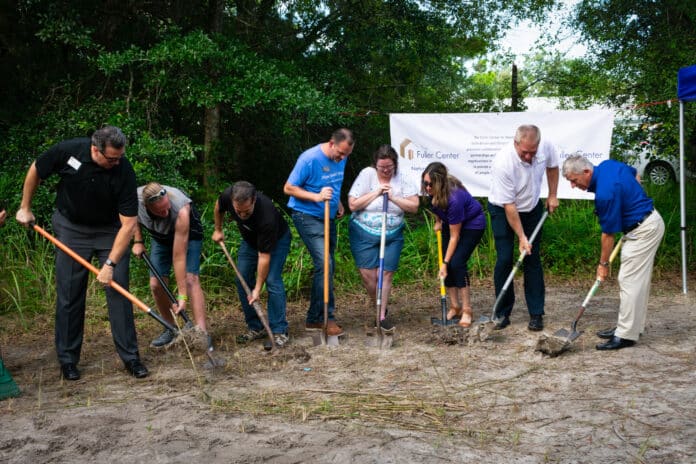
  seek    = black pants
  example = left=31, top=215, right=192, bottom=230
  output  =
left=52, top=211, right=139, bottom=366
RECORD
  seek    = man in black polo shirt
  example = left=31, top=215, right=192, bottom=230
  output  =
left=213, top=181, right=292, bottom=348
left=15, top=126, right=148, bottom=380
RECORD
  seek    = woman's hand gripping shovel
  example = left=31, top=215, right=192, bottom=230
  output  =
left=365, top=193, right=394, bottom=348
left=138, top=251, right=224, bottom=367
left=217, top=240, right=277, bottom=352
left=32, top=225, right=178, bottom=334
left=477, top=210, right=550, bottom=330
left=553, top=237, right=625, bottom=343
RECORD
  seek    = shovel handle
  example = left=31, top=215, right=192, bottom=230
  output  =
left=140, top=251, right=193, bottom=326
left=436, top=229, right=446, bottom=296
left=572, top=237, right=626, bottom=325
left=323, top=200, right=330, bottom=338
left=33, top=224, right=177, bottom=333
left=217, top=240, right=276, bottom=350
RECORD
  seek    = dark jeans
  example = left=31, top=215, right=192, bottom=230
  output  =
left=489, top=201, right=545, bottom=318
left=52, top=211, right=139, bottom=366
left=291, top=210, right=337, bottom=324
left=236, top=229, right=291, bottom=334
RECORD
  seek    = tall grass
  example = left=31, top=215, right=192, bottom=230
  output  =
left=1, top=181, right=694, bottom=325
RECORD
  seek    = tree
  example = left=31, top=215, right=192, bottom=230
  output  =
left=572, top=0, right=696, bottom=161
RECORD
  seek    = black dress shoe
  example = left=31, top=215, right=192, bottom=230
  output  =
left=494, top=316, right=510, bottom=330
left=528, top=315, right=544, bottom=331
left=596, top=327, right=616, bottom=339
left=596, top=336, right=636, bottom=351
left=125, top=359, right=149, bottom=378
left=61, top=363, right=81, bottom=381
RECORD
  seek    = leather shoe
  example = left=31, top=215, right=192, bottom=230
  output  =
left=596, top=336, right=635, bottom=351
left=61, top=363, right=80, bottom=381
left=494, top=316, right=510, bottom=330
left=125, top=359, right=149, bottom=378
left=528, top=315, right=544, bottom=331
left=596, top=327, right=616, bottom=339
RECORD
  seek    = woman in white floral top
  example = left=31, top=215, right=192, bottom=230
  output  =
left=348, top=145, right=419, bottom=330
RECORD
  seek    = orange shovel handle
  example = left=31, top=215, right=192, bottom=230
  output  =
left=32, top=224, right=177, bottom=332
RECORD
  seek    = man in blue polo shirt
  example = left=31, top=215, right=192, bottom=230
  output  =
left=283, top=128, right=355, bottom=336
left=562, top=154, right=665, bottom=350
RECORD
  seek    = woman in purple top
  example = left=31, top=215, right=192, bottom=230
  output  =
left=421, top=162, right=486, bottom=327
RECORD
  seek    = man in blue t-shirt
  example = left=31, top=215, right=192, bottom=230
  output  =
left=283, top=128, right=355, bottom=336
left=562, top=155, right=665, bottom=350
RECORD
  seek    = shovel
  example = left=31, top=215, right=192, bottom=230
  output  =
left=139, top=251, right=224, bottom=367
left=478, top=210, right=549, bottom=325
left=139, top=251, right=194, bottom=329
left=431, top=229, right=458, bottom=326
left=366, top=193, right=394, bottom=348
left=218, top=240, right=276, bottom=351
left=313, top=200, right=341, bottom=347
left=32, top=224, right=177, bottom=333
left=553, top=237, right=624, bottom=342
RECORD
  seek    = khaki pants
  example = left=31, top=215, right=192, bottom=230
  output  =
left=615, top=210, right=665, bottom=341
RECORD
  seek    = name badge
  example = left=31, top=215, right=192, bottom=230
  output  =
left=67, top=156, right=81, bottom=171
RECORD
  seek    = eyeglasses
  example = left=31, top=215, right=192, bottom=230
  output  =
left=99, top=150, right=123, bottom=163
left=422, top=180, right=432, bottom=188
left=377, top=164, right=395, bottom=173
left=145, top=189, right=167, bottom=204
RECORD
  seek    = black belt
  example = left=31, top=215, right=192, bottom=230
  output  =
left=624, top=209, right=654, bottom=233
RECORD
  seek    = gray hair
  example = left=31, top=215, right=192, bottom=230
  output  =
left=231, top=181, right=257, bottom=203
left=91, top=126, right=127, bottom=152
left=562, top=154, right=595, bottom=177
left=514, top=125, right=541, bottom=145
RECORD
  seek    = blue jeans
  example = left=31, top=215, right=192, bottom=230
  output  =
left=489, top=201, right=545, bottom=318
left=150, top=238, right=203, bottom=276
left=292, top=210, right=337, bottom=324
left=236, top=229, right=291, bottom=334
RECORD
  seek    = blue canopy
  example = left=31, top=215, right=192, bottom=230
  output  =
left=678, top=65, right=696, bottom=102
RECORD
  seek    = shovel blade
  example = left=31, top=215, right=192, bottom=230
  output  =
left=430, top=317, right=459, bottom=326
left=380, top=333, right=394, bottom=349
left=311, top=332, right=341, bottom=347
left=553, top=328, right=583, bottom=342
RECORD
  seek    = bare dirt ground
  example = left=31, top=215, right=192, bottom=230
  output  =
left=2, top=273, right=696, bottom=464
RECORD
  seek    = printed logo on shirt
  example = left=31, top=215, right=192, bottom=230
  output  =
left=322, top=166, right=330, bottom=172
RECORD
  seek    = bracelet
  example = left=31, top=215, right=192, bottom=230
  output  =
left=178, top=294, right=188, bottom=301
left=133, top=240, right=144, bottom=244
left=599, top=261, right=610, bottom=267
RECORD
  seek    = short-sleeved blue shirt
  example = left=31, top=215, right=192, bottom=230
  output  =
left=286, top=144, right=347, bottom=219
left=588, top=160, right=653, bottom=234
left=431, top=188, right=486, bottom=230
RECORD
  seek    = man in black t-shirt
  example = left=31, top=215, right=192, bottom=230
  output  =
left=213, top=181, right=292, bottom=348
left=16, top=126, right=148, bottom=380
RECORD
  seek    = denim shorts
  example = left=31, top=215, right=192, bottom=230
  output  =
left=348, top=220, right=404, bottom=271
left=149, top=238, right=202, bottom=276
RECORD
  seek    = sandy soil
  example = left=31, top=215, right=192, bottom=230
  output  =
left=2, top=274, right=696, bottom=463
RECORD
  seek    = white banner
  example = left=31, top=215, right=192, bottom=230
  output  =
left=389, top=111, right=614, bottom=200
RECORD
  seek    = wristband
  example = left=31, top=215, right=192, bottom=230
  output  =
left=133, top=240, right=144, bottom=244
left=178, top=294, right=188, bottom=301
left=599, top=261, right=609, bottom=267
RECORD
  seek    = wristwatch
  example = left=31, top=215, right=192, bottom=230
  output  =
left=105, top=258, right=117, bottom=267
left=599, top=261, right=609, bottom=267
